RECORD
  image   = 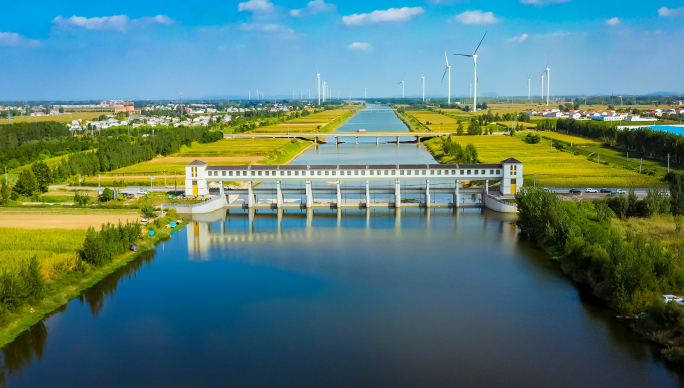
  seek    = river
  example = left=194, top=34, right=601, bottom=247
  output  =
left=2, top=104, right=682, bottom=387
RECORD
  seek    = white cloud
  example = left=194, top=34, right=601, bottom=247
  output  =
left=505, top=33, right=528, bottom=43
left=342, top=7, right=424, bottom=26
left=0, top=32, right=41, bottom=47
left=455, top=10, right=499, bottom=25
left=291, top=0, right=336, bottom=17
left=605, top=17, right=619, bottom=25
left=348, top=42, right=372, bottom=51
left=238, top=0, right=274, bottom=13
left=239, top=22, right=294, bottom=35
left=520, top=0, right=571, bottom=5
left=52, top=14, right=173, bottom=32
left=658, top=6, right=684, bottom=16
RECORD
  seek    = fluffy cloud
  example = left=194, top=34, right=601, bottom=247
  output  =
left=605, top=17, right=620, bottom=25
left=291, top=0, right=336, bottom=17
left=348, top=42, right=372, bottom=51
left=455, top=10, right=499, bottom=25
left=520, top=0, right=571, bottom=5
left=658, top=6, right=684, bottom=16
left=0, top=32, right=41, bottom=47
left=342, top=7, right=424, bottom=26
left=238, top=0, right=274, bottom=13
left=505, top=33, right=528, bottom=43
left=52, top=15, right=173, bottom=32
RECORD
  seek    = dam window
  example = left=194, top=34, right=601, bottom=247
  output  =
left=332, top=171, right=336, bottom=176
left=251, top=171, right=255, bottom=176
left=474, top=170, right=479, bottom=175
left=490, top=170, right=494, bottom=175
left=361, top=171, right=365, bottom=175
left=437, top=170, right=442, bottom=175
left=481, top=170, right=485, bottom=175
left=422, top=170, right=426, bottom=175
left=280, top=171, right=284, bottom=176
left=467, top=170, right=471, bottom=175
left=452, top=170, right=456, bottom=175
left=385, top=170, right=389, bottom=175
left=317, top=171, right=322, bottom=176
left=325, top=171, right=329, bottom=176
left=355, top=171, right=359, bottom=175
left=400, top=170, right=405, bottom=175
left=460, top=170, right=464, bottom=175
left=287, top=171, right=291, bottom=176
left=258, top=171, right=262, bottom=176
left=496, top=170, right=500, bottom=174
left=370, top=171, right=374, bottom=175
left=222, top=171, right=226, bottom=177
left=229, top=171, right=233, bottom=176
left=407, top=170, right=411, bottom=175
left=430, top=170, right=435, bottom=175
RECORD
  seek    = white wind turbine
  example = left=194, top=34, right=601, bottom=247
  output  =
left=545, top=61, right=551, bottom=106
left=422, top=75, right=425, bottom=102
left=441, top=51, right=451, bottom=104
left=540, top=71, right=545, bottom=105
left=527, top=75, right=531, bottom=102
left=317, top=71, right=321, bottom=106
left=455, top=31, right=487, bottom=112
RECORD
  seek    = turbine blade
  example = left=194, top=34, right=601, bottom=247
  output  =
left=444, top=50, right=449, bottom=66
left=474, top=31, right=487, bottom=54
left=441, top=68, right=448, bottom=83
left=454, top=54, right=473, bottom=57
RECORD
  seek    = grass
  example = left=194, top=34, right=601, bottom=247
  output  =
left=173, top=139, right=298, bottom=157
left=0, top=228, right=86, bottom=281
left=538, top=132, right=602, bottom=145
left=0, top=112, right=108, bottom=125
left=0, top=215, right=187, bottom=348
left=423, top=134, right=664, bottom=188
left=612, top=215, right=684, bottom=248
left=409, top=111, right=464, bottom=132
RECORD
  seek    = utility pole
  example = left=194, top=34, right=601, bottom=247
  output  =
left=174, top=170, right=177, bottom=194
left=668, top=153, right=670, bottom=173
left=640, top=158, right=643, bottom=174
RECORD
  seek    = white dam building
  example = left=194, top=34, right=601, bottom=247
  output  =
left=172, top=159, right=523, bottom=214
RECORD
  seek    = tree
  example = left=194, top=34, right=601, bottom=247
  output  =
left=100, top=188, right=113, bottom=202
left=627, top=186, right=638, bottom=217
left=611, top=194, right=629, bottom=218
left=671, top=174, right=684, bottom=216
left=140, top=204, right=156, bottom=218
left=31, top=161, right=52, bottom=193
left=456, top=123, right=464, bottom=136
left=13, top=169, right=38, bottom=197
left=74, top=190, right=91, bottom=206
left=0, top=180, right=9, bottom=205
left=58, top=107, right=64, bottom=114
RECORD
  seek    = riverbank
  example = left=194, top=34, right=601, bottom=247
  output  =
left=0, top=217, right=187, bottom=348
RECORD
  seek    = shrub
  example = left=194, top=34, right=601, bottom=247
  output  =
left=140, top=204, right=156, bottom=218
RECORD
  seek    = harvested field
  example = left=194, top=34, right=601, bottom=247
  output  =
left=0, top=208, right=140, bottom=230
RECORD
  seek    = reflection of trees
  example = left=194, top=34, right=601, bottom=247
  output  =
left=79, top=249, right=157, bottom=316
left=0, top=320, right=48, bottom=386
left=0, top=248, right=160, bottom=384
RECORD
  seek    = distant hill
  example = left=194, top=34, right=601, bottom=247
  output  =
left=644, top=92, right=682, bottom=97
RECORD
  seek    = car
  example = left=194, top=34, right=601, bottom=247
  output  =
left=616, top=189, right=627, bottom=194
left=659, top=191, right=671, bottom=197
left=542, top=188, right=552, bottom=193
left=569, top=188, right=581, bottom=194
left=585, top=188, right=598, bottom=193
left=137, top=189, right=148, bottom=195
left=600, top=188, right=612, bottom=193
left=664, top=294, right=683, bottom=303
left=141, top=218, right=149, bottom=223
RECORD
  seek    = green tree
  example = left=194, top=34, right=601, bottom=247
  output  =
left=627, top=186, right=638, bottom=217
left=0, top=180, right=9, bottom=205
left=456, top=123, right=464, bottom=136
left=100, top=188, right=113, bottom=202
left=14, top=169, right=38, bottom=197
left=671, top=174, right=684, bottom=216
left=612, top=194, right=629, bottom=218
left=74, top=190, right=91, bottom=206
left=140, top=204, right=156, bottom=218
left=31, top=161, right=52, bottom=193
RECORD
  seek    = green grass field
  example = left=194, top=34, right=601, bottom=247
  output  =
left=538, top=132, right=602, bottom=145
left=0, top=228, right=86, bottom=281
left=409, top=111, right=464, bottom=132
left=253, top=106, right=361, bottom=133
left=174, top=139, right=296, bottom=157
left=423, top=135, right=663, bottom=188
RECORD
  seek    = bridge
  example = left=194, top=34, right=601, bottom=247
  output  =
left=227, top=132, right=454, bottom=145
left=169, top=159, right=523, bottom=214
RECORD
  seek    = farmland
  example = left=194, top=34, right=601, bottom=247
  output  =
left=408, top=111, right=463, bottom=132
left=0, top=208, right=140, bottom=229
left=253, top=106, right=361, bottom=133
left=423, top=134, right=663, bottom=188
left=0, top=112, right=108, bottom=125
left=538, top=132, right=602, bottom=145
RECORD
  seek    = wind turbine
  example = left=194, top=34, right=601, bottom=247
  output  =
left=441, top=51, right=451, bottom=105
left=527, top=75, right=531, bottom=102
left=317, top=71, right=321, bottom=106
left=545, top=61, right=551, bottom=106
left=398, top=73, right=405, bottom=98
left=455, top=31, right=487, bottom=112
left=422, top=75, right=425, bottom=102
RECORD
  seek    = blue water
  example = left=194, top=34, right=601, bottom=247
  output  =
left=649, top=125, right=684, bottom=136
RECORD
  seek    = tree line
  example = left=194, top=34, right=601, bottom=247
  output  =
left=553, top=119, right=684, bottom=163
left=440, top=137, right=479, bottom=164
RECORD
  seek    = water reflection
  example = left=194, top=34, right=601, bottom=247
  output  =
left=0, top=249, right=157, bottom=381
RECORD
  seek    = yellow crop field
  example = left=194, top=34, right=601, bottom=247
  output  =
left=253, top=107, right=361, bottom=133
left=410, top=111, right=464, bottom=132
left=0, top=228, right=86, bottom=281
left=0, top=112, right=108, bottom=125
left=172, top=139, right=295, bottom=157
left=538, top=132, right=602, bottom=146
left=424, top=135, right=663, bottom=188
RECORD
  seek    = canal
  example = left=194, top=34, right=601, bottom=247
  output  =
left=2, top=104, right=682, bottom=387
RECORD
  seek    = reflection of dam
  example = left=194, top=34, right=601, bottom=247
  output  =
left=186, top=207, right=519, bottom=256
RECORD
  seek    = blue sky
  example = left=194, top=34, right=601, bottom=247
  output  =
left=0, top=0, right=683, bottom=101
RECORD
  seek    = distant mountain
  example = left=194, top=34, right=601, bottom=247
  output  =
left=644, top=92, right=682, bottom=97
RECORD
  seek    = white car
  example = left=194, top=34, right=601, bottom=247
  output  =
left=660, top=191, right=671, bottom=197
left=138, top=189, right=148, bottom=195
left=585, top=188, right=598, bottom=193
left=663, top=294, right=683, bottom=303
left=616, top=189, right=626, bottom=194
